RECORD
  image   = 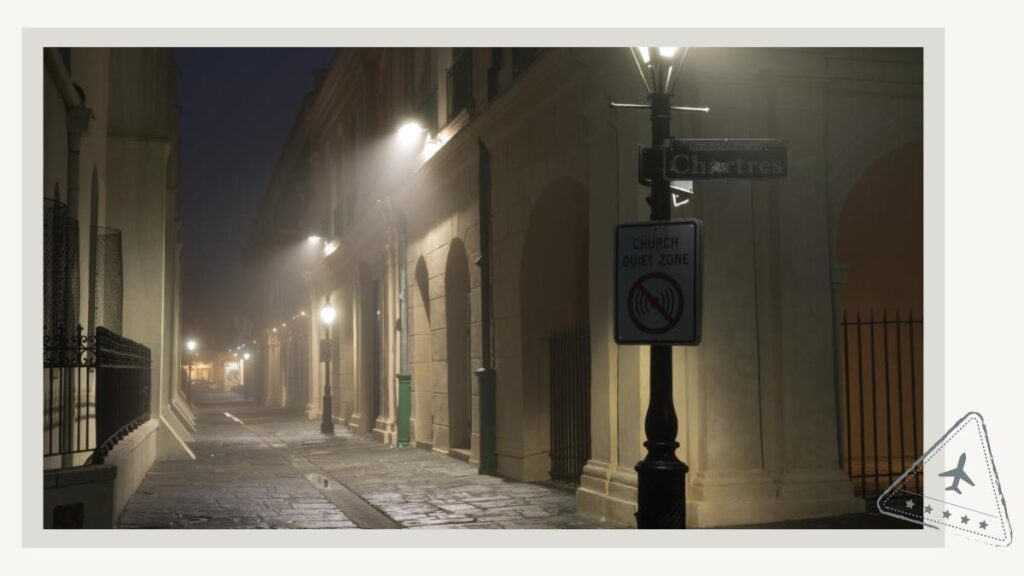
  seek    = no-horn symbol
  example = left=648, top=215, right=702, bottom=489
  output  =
left=627, top=272, right=684, bottom=334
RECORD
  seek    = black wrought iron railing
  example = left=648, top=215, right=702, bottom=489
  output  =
left=92, top=327, right=151, bottom=464
left=44, top=325, right=151, bottom=466
left=840, top=308, right=924, bottom=502
left=44, top=324, right=96, bottom=460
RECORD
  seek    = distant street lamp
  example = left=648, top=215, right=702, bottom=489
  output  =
left=319, top=302, right=337, bottom=434
left=184, top=339, right=198, bottom=402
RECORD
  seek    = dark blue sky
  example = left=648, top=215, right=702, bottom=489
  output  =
left=176, top=48, right=336, bottom=350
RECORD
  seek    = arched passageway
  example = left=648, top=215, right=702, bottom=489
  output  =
left=520, top=178, right=590, bottom=484
left=445, top=239, right=472, bottom=453
left=835, top=140, right=924, bottom=499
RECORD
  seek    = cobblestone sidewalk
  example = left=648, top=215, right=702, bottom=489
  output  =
left=118, top=396, right=611, bottom=529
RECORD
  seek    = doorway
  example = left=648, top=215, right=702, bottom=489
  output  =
left=446, top=239, right=471, bottom=454
left=520, top=178, right=590, bottom=483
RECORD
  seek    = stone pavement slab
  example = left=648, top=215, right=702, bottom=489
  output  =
left=118, top=397, right=612, bottom=529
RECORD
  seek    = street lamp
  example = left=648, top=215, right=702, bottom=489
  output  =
left=620, top=46, right=699, bottom=529
left=397, top=120, right=427, bottom=147
left=184, top=339, right=198, bottom=402
left=319, top=302, right=337, bottom=434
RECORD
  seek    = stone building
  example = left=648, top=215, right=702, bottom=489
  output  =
left=248, top=47, right=923, bottom=527
left=43, top=48, right=193, bottom=527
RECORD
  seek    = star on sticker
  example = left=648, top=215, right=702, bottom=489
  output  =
left=979, top=520, right=988, bottom=530
left=924, top=504, right=933, bottom=514
left=942, top=510, right=951, bottom=519
left=905, top=498, right=915, bottom=509
left=961, top=515, right=970, bottom=525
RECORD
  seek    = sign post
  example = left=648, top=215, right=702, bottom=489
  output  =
left=616, top=47, right=789, bottom=530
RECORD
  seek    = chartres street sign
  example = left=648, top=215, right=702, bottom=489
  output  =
left=645, top=139, right=788, bottom=181
left=615, top=220, right=702, bottom=345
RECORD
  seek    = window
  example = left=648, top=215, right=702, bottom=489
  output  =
left=447, top=48, right=474, bottom=122
left=487, top=48, right=504, bottom=101
left=513, top=48, right=546, bottom=76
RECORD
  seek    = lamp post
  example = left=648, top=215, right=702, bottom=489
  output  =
left=242, top=352, right=251, bottom=399
left=185, top=339, right=198, bottom=402
left=319, top=302, right=337, bottom=435
left=624, top=46, right=693, bottom=529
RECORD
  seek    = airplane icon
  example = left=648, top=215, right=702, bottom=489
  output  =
left=939, top=452, right=975, bottom=495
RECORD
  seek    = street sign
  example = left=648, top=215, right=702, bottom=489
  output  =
left=319, top=338, right=333, bottom=362
left=615, top=220, right=702, bottom=345
left=641, top=139, right=787, bottom=181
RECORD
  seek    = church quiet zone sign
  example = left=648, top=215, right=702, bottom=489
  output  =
left=615, top=220, right=702, bottom=345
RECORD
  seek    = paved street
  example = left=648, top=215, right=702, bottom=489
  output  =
left=118, top=391, right=610, bottom=529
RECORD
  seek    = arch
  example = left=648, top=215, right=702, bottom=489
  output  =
left=519, top=177, right=590, bottom=483
left=836, top=140, right=923, bottom=313
left=445, top=238, right=472, bottom=451
left=829, top=117, right=923, bottom=253
left=834, top=140, right=923, bottom=495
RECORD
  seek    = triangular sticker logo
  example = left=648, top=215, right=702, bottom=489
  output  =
left=878, top=412, right=1012, bottom=546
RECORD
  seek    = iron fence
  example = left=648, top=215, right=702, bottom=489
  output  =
left=549, top=325, right=591, bottom=485
left=840, top=308, right=923, bottom=501
left=43, top=325, right=151, bottom=466
left=44, top=324, right=96, bottom=460
left=92, top=327, right=151, bottom=464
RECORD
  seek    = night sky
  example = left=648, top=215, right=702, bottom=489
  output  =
left=177, top=48, right=336, bottom=352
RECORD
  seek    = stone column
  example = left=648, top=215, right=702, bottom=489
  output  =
left=347, top=265, right=366, bottom=434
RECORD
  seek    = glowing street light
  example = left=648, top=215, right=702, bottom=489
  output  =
left=184, top=339, right=198, bottom=403
left=319, top=301, right=337, bottom=435
left=630, top=46, right=685, bottom=96
left=397, top=120, right=426, bottom=147
left=319, top=303, right=337, bottom=326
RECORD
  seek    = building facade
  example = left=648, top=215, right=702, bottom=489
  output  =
left=248, top=47, right=923, bottom=527
left=43, top=48, right=194, bottom=527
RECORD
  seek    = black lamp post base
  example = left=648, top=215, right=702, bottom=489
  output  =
left=320, top=396, right=334, bottom=435
left=635, top=453, right=689, bottom=529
